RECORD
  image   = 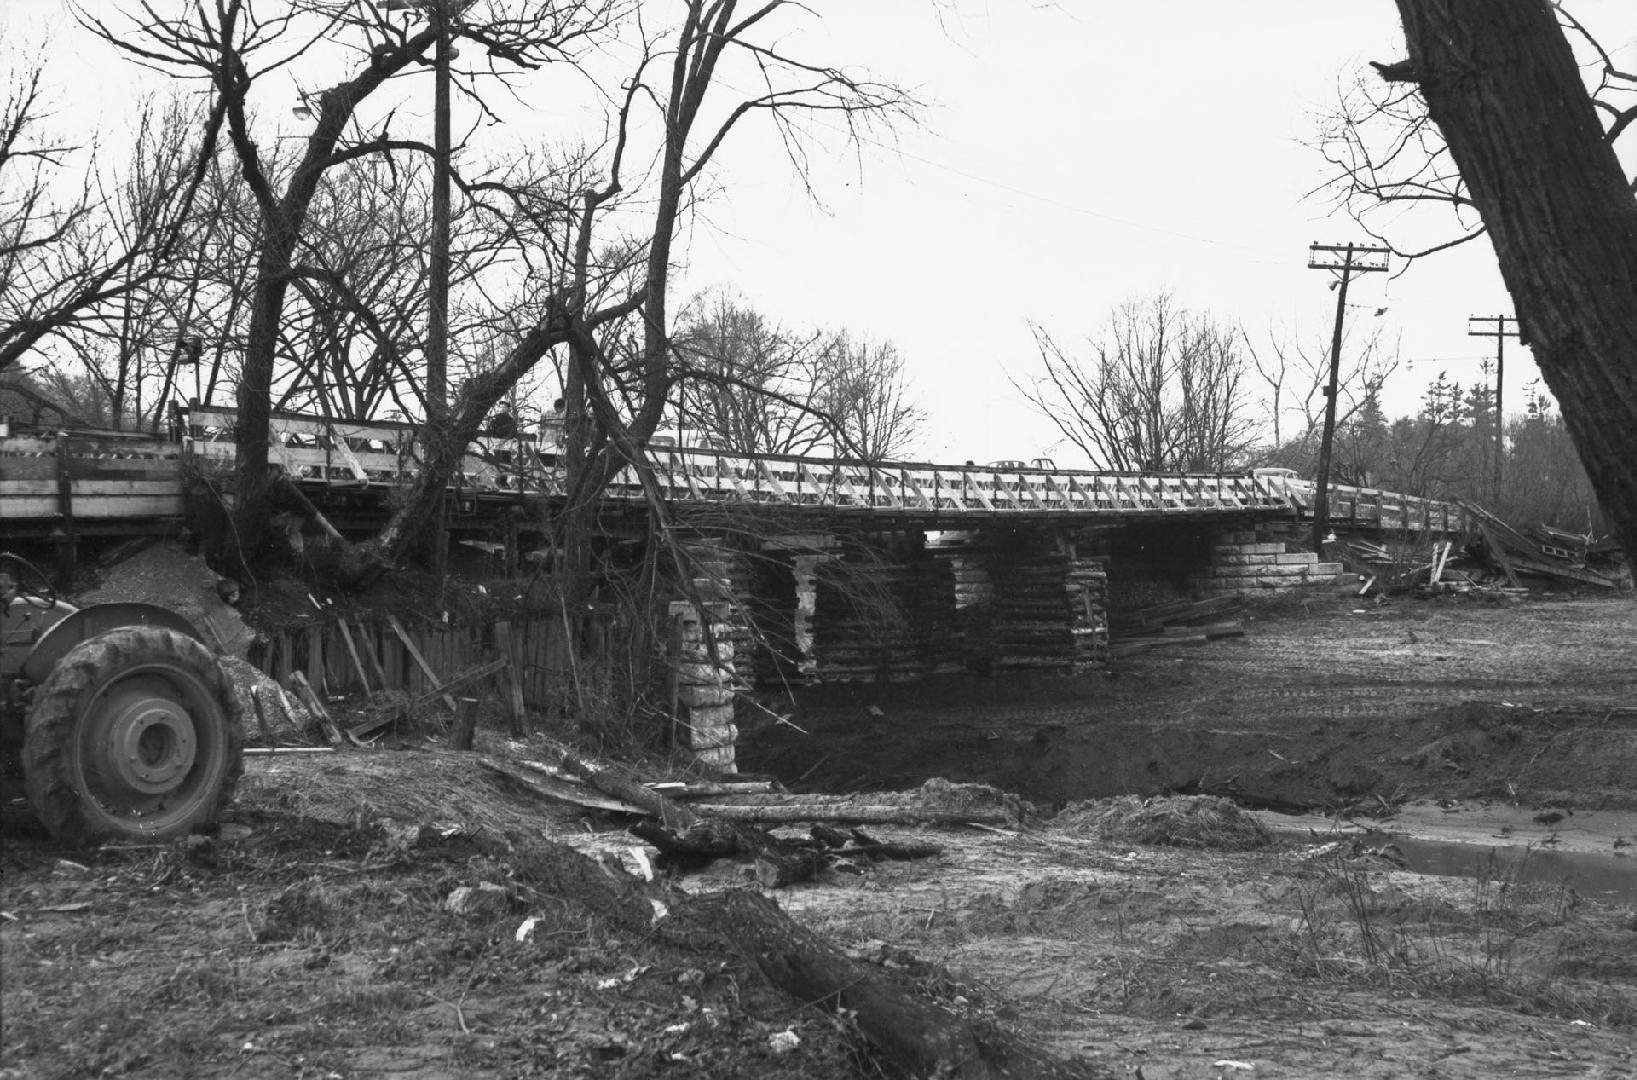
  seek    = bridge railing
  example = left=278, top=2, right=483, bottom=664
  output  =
left=1273, top=477, right=1467, bottom=534
left=181, top=405, right=1297, bottom=516
left=172, top=405, right=1464, bottom=526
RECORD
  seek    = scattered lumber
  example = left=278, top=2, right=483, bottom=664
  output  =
left=387, top=614, right=457, bottom=713
left=646, top=780, right=781, bottom=798
left=501, top=743, right=980, bottom=886
left=524, top=739, right=830, bottom=885
left=288, top=671, right=344, bottom=746
left=698, top=889, right=1103, bottom=1080
left=1457, top=499, right=1620, bottom=590
left=1107, top=596, right=1244, bottom=657
left=411, top=657, right=507, bottom=707
left=690, top=799, right=1017, bottom=826
left=480, top=756, right=648, bottom=815
left=1109, top=595, right=1241, bottom=637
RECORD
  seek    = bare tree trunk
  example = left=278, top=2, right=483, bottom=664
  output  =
left=1391, top=0, right=1637, bottom=559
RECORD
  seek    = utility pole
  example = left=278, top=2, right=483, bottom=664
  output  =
left=1467, top=314, right=1520, bottom=505
left=429, top=0, right=452, bottom=584
left=1306, top=242, right=1389, bottom=553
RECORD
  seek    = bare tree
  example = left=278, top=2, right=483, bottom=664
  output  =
left=83, top=0, right=619, bottom=569
left=369, top=1, right=914, bottom=576
left=1019, top=294, right=1259, bottom=472
left=1246, top=319, right=1401, bottom=467
left=671, top=292, right=923, bottom=460
left=671, top=288, right=833, bottom=455
left=0, top=58, right=222, bottom=377
left=815, top=330, right=923, bottom=461
left=1377, top=0, right=1637, bottom=558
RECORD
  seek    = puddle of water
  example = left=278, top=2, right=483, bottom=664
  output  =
left=1260, top=806, right=1637, bottom=905
left=1387, top=836, right=1637, bottom=904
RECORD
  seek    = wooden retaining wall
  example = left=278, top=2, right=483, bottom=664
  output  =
left=254, top=612, right=578, bottom=715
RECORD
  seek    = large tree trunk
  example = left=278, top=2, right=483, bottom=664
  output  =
left=230, top=242, right=296, bottom=576
left=1391, top=0, right=1637, bottom=559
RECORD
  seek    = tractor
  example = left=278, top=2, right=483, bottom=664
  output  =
left=1, top=552, right=243, bottom=846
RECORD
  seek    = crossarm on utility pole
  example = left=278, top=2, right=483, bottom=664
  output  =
left=1307, top=242, right=1390, bottom=553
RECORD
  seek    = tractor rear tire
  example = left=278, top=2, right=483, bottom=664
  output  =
left=23, top=626, right=244, bottom=846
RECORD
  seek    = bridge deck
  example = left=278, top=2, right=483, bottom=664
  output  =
left=0, top=407, right=1467, bottom=534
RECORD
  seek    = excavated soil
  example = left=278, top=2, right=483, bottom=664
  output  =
left=743, top=592, right=1637, bottom=814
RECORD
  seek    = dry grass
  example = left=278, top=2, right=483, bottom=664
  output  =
left=237, top=748, right=574, bottom=843
left=1054, top=794, right=1274, bottom=851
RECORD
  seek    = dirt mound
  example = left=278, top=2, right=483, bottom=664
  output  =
left=1056, top=794, right=1274, bottom=850
left=916, top=777, right=1035, bottom=825
left=73, top=541, right=257, bottom=657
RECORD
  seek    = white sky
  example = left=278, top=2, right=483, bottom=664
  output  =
left=12, top=1, right=1637, bottom=465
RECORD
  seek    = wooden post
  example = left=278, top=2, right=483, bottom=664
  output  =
left=306, top=628, right=326, bottom=698
left=52, top=436, right=77, bottom=590
left=496, top=620, right=528, bottom=736
left=449, top=697, right=480, bottom=751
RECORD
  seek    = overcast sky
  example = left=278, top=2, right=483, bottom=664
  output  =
left=12, top=1, right=1636, bottom=465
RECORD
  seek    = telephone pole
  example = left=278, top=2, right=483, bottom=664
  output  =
left=1467, top=314, right=1520, bottom=504
left=1307, top=241, right=1389, bottom=553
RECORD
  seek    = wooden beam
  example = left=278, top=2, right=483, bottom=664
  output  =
left=387, top=614, right=457, bottom=712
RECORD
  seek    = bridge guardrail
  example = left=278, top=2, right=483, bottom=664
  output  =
left=0, top=407, right=1464, bottom=531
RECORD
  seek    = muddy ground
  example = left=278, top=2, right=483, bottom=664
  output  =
left=4, top=589, right=1636, bottom=1078
left=747, top=592, right=1637, bottom=814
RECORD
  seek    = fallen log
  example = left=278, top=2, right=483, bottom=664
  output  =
left=533, top=738, right=829, bottom=885
left=700, top=889, right=1105, bottom=1080
left=693, top=802, right=1017, bottom=826
left=480, top=757, right=648, bottom=815
left=646, top=780, right=781, bottom=798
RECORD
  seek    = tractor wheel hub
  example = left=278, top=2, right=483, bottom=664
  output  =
left=96, top=686, right=197, bottom=796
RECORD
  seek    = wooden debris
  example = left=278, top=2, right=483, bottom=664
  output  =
left=410, top=658, right=507, bottom=707
left=335, top=618, right=372, bottom=693
left=449, top=697, right=480, bottom=752
left=1107, top=597, right=1246, bottom=656
left=690, top=800, right=1016, bottom=826
left=1458, top=499, right=1620, bottom=590
left=495, top=621, right=529, bottom=735
left=480, top=756, right=647, bottom=815
left=288, top=671, right=344, bottom=746
left=646, top=780, right=780, bottom=798
left=504, top=741, right=978, bottom=887
left=387, top=614, right=457, bottom=712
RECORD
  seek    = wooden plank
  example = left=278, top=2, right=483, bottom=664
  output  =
left=1, top=493, right=184, bottom=517
left=335, top=618, right=372, bottom=693
left=54, top=440, right=76, bottom=587
left=2, top=478, right=180, bottom=497
left=306, top=627, right=326, bottom=698
left=387, top=615, right=456, bottom=712
left=288, top=671, right=343, bottom=745
left=495, top=621, right=528, bottom=735
left=350, top=619, right=390, bottom=689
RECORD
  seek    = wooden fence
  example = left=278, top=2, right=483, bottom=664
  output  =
left=254, top=611, right=582, bottom=715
